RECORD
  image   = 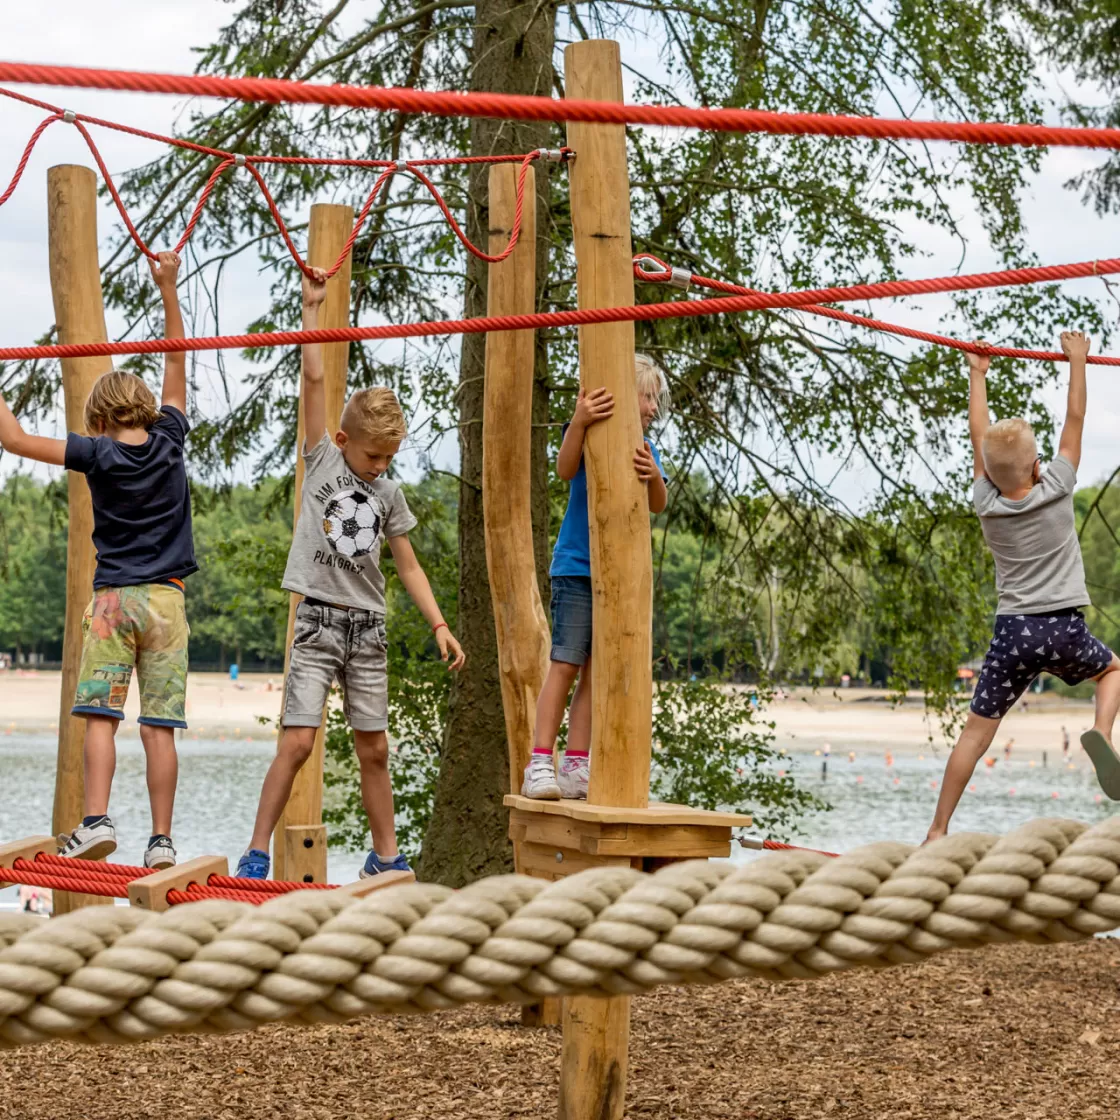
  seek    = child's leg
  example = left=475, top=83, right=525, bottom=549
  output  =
left=926, top=712, right=1001, bottom=841
left=1092, top=654, right=1120, bottom=740
left=354, top=730, right=396, bottom=857
left=566, top=654, right=593, bottom=757
left=83, top=715, right=119, bottom=818
left=248, top=726, right=318, bottom=851
left=533, top=659, right=582, bottom=754
left=139, top=724, right=178, bottom=837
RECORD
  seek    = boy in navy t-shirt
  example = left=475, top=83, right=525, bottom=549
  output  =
left=0, top=251, right=194, bottom=869
left=523, top=354, right=670, bottom=801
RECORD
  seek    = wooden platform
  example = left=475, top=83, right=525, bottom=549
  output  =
left=505, top=795, right=752, bottom=880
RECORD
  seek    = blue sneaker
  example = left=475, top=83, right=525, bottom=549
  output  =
left=236, top=849, right=270, bottom=879
left=360, top=851, right=411, bottom=879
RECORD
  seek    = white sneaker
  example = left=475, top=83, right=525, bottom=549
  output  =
left=59, top=816, right=117, bottom=861
left=521, top=754, right=561, bottom=800
left=557, top=755, right=590, bottom=800
left=144, top=836, right=177, bottom=870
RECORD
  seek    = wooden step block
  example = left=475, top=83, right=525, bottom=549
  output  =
left=127, top=855, right=229, bottom=912
left=0, top=835, right=57, bottom=888
left=334, top=869, right=415, bottom=898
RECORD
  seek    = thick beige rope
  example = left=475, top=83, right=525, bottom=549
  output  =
left=1, top=816, right=1118, bottom=1049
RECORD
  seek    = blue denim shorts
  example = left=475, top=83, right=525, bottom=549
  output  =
left=550, top=576, right=593, bottom=665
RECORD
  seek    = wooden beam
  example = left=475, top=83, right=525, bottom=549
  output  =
left=482, top=161, right=550, bottom=797
left=127, top=855, right=228, bottom=912
left=47, top=164, right=116, bottom=916
left=0, top=836, right=57, bottom=889
left=333, top=869, right=415, bottom=898
left=559, top=39, right=643, bottom=1120
left=272, top=202, right=354, bottom=881
left=565, top=41, right=651, bottom=810
left=282, top=823, right=328, bottom=884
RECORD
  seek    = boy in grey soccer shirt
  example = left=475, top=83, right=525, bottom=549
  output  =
left=237, top=268, right=465, bottom=880
left=927, top=331, right=1120, bottom=841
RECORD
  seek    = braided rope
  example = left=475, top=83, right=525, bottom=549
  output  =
left=6, top=61, right=1120, bottom=150
left=1, top=817, right=1118, bottom=1050
left=3, top=252, right=1118, bottom=363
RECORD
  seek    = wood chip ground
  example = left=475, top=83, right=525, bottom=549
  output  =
left=2, top=939, right=1119, bottom=1119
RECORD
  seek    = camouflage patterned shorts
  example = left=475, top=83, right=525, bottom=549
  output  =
left=73, top=583, right=190, bottom=728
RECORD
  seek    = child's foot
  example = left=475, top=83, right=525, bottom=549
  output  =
left=1081, top=730, right=1120, bottom=799
left=359, top=851, right=411, bottom=879
left=521, top=754, right=561, bottom=800
left=557, top=754, right=590, bottom=800
left=144, top=835, right=177, bottom=870
left=235, top=848, right=271, bottom=879
left=59, top=816, right=117, bottom=861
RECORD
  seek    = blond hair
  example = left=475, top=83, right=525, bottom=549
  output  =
left=982, top=418, right=1038, bottom=492
left=84, top=371, right=161, bottom=434
left=635, top=353, right=671, bottom=417
left=340, top=387, right=408, bottom=443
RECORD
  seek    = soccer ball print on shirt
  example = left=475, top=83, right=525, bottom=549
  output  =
left=322, top=489, right=382, bottom=558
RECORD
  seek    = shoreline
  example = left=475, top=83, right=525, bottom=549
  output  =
left=0, top=672, right=1096, bottom=757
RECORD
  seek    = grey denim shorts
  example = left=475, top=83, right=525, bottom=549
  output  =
left=282, top=601, right=389, bottom=732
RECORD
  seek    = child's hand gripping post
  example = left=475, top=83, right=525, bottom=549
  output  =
left=634, top=441, right=668, bottom=513
left=557, top=387, right=614, bottom=480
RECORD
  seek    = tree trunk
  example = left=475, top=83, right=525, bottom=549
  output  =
left=419, top=0, right=556, bottom=886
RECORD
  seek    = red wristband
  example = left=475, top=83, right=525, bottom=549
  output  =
left=433, top=622, right=449, bottom=634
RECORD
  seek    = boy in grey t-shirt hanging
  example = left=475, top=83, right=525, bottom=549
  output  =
left=927, top=331, right=1120, bottom=842
left=237, top=268, right=465, bottom=881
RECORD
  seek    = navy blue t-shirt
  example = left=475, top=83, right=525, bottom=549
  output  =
left=64, top=405, right=197, bottom=588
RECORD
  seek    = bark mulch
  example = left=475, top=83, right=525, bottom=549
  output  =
left=2, top=938, right=1118, bottom=1119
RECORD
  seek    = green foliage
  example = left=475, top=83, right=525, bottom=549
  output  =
left=652, top=680, right=826, bottom=840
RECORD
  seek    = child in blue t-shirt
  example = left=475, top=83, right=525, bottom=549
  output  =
left=0, top=252, right=194, bottom=870
left=523, top=354, right=670, bottom=801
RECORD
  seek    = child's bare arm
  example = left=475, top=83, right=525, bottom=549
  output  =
left=388, top=534, right=466, bottom=670
left=0, top=394, right=66, bottom=465
left=557, top=387, right=614, bottom=480
left=149, top=252, right=185, bottom=413
left=966, top=344, right=991, bottom=480
left=1058, top=330, right=1089, bottom=470
left=300, top=268, right=329, bottom=451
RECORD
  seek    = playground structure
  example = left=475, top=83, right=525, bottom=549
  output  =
left=0, top=33, right=1120, bottom=1120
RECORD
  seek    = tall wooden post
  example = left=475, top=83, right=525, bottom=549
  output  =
left=558, top=40, right=648, bottom=1120
left=48, top=165, right=115, bottom=916
left=271, top=203, right=354, bottom=883
left=482, top=163, right=549, bottom=801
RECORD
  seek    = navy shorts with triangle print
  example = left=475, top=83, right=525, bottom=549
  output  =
left=970, top=609, right=1113, bottom=719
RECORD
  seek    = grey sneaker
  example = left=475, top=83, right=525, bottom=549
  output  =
left=557, top=754, right=590, bottom=800
left=59, top=816, right=117, bottom=861
left=144, top=835, right=177, bottom=870
left=521, top=754, right=561, bottom=800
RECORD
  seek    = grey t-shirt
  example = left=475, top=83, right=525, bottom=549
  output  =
left=282, top=434, right=417, bottom=613
left=973, top=454, right=1088, bottom=616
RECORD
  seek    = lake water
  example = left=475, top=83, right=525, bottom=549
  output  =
left=2, top=732, right=1116, bottom=910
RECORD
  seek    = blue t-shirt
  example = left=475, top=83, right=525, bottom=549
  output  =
left=550, top=426, right=667, bottom=578
left=64, top=405, right=197, bottom=589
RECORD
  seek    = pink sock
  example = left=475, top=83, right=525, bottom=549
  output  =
left=532, top=746, right=553, bottom=757
left=565, top=749, right=589, bottom=759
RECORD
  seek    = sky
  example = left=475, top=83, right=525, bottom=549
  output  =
left=1, top=2, right=1118, bottom=498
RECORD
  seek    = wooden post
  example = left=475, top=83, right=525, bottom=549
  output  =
left=482, top=162, right=549, bottom=799
left=482, top=162, right=561, bottom=1030
left=559, top=40, right=646, bottom=1120
left=272, top=203, right=354, bottom=883
left=565, top=41, right=651, bottom=810
left=48, top=165, right=115, bottom=916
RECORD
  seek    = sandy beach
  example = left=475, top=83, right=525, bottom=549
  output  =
left=0, top=671, right=1098, bottom=757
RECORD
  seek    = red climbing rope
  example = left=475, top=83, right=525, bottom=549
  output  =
left=0, top=851, right=341, bottom=907
left=4, top=60, right=1120, bottom=150
left=760, top=839, right=839, bottom=857
left=0, top=86, right=555, bottom=278
left=634, top=254, right=1120, bottom=365
left=4, top=252, right=1120, bottom=363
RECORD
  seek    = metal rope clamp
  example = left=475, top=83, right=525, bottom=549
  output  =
left=538, top=148, right=574, bottom=163
left=233, top=153, right=247, bottom=167
left=396, top=159, right=409, bottom=172
left=62, top=110, right=76, bottom=124
left=669, top=266, right=691, bottom=292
